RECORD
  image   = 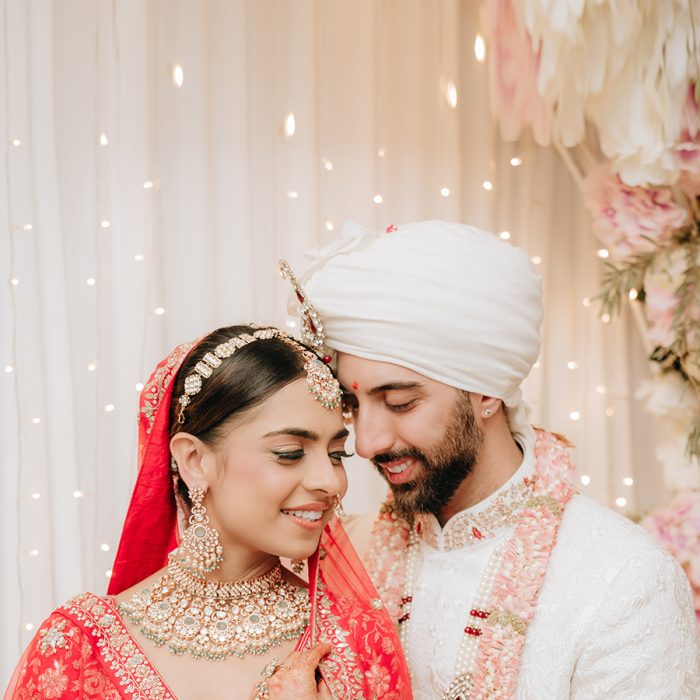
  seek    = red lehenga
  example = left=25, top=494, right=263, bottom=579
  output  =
left=5, top=341, right=412, bottom=700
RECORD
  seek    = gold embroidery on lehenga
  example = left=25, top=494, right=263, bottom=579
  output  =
left=62, top=593, right=175, bottom=700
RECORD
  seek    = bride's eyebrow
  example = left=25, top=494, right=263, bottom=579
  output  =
left=262, top=427, right=349, bottom=441
left=263, top=428, right=320, bottom=440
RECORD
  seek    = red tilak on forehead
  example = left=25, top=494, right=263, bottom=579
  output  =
left=351, top=381, right=359, bottom=391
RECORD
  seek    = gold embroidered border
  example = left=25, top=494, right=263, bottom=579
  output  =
left=61, top=593, right=175, bottom=700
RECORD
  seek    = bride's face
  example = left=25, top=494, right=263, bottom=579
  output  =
left=205, top=377, right=349, bottom=561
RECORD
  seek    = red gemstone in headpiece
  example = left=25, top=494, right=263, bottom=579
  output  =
left=308, top=319, right=317, bottom=334
left=322, top=355, right=332, bottom=364
left=385, top=224, right=397, bottom=233
left=472, top=527, right=483, bottom=540
left=296, top=291, right=305, bottom=303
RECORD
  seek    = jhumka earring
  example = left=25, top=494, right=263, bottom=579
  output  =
left=174, top=486, right=224, bottom=576
left=334, top=495, right=345, bottom=518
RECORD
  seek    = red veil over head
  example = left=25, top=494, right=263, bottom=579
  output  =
left=107, top=338, right=412, bottom=698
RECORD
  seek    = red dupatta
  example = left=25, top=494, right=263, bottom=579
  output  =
left=106, top=340, right=412, bottom=699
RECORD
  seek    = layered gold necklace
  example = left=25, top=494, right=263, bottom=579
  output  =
left=118, top=558, right=310, bottom=660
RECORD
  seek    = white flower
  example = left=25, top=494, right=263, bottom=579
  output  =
left=656, top=434, right=700, bottom=492
left=520, top=0, right=700, bottom=185
left=636, top=373, right=699, bottom=421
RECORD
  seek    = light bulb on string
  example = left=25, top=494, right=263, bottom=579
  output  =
left=377, top=148, right=386, bottom=158
left=474, top=34, right=486, bottom=63
left=30, top=492, right=40, bottom=500
left=4, top=365, right=13, bottom=373
left=172, top=63, right=184, bottom=87
left=510, top=157, right=522, bottom=167
left=580, top=475, right=591, bottom=486
left=11, top=138, right=21, bottom=147
left=21, top=224, right=32, bottom=231
left=596, top=385, right=607, bottom=394
left=284, top=113, right=296, bottom=138
left=135, top=382, right=144, bottom=392
left=569, top=411, right=581, bottom=421
left=11, top=278, right=19, bottom=286
left=567, top=361, right=578, bottom=370
left=499, top=231, right=510, bottom=240
left=325, top=221, right=334, bottom=231
left=531, top=255, right=542, bottom=265
left=440, top=187, right=450, bottom=197
left=154, top=307, right=165, bottom=316
left=623, top=477, right=634, bottom=486
left=323, top=159, right=333, bottom=171
left=99, top=133, right=109, bottom=146
left=628, top=288, right=638, bottom=300
left=615, top=497, right=627, bottom=508
left=101, top=220, right=110, bottom=229
left=446, top=80, right=458, bottom=109
left=287, top=191, right=298, bottom=199
left=73, top=490, right=84, bottom=498
left=597, top=248, right=609, bottom=259
left=100, top=543, right=110, bottom=552
left=134, top=253, right=145, bottom=262
left=373, top=194, right=383, bottom=204
left=482, top=180, right=493, bottom=191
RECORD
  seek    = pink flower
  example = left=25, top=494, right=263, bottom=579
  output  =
left=675, top=84, right=700, bottom=174
left=585, top=165, right=688, bottom=259
left=481, top=0, right=552, bottom=146
left=641, top=491, right=700, bottom=629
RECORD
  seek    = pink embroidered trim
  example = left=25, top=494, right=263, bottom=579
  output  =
left=366, top=430, right=576, bottom=698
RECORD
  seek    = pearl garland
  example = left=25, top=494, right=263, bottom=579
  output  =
left=398, top=530, right=506, bottom=700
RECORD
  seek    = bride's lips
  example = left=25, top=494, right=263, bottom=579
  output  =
left=280, top=502, right=330, bottom=530
left=378, top=457, right=420, bottom=485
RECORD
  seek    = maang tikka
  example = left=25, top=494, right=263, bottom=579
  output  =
left=173, top=486, right=224, bottom=576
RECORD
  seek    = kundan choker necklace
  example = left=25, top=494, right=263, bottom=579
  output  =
left=118, top=558, right=310, bottom=661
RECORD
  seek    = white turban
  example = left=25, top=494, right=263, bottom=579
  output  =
left=297, top=220, right=543, bottom=439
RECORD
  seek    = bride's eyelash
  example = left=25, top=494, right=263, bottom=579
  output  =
left=273, top=450, right=305, bottom=461
left=330, top=451, right=354, bottom=461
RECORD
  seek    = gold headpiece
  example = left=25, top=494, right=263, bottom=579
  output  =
left=176, top=328, right=341, bottom=424
left=279, top=260, right=332, bottom=364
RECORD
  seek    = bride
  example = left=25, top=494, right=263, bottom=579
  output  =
left=4, top=324, right=411, bottom=699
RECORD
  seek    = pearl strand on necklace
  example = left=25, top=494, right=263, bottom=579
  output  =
left=398, top=530, right=506, bottom=699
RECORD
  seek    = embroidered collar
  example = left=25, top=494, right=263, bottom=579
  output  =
left=414, top=433, right=536, bottom=552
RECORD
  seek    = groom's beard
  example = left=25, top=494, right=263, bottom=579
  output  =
left=372, top=393, right=483, bottom=519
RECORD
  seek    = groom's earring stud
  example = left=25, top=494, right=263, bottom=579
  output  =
left=483, top=409, right=492, bottom=417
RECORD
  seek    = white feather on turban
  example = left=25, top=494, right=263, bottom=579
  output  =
left=296, top=220, right=543, bottom=439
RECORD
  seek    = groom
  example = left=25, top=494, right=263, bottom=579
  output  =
left=286, top=220, right=698, bottom=698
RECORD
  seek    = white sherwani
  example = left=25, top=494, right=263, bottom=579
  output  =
left=348, top=436, right=699, bottom=699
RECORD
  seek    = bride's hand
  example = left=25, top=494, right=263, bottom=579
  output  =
left=251, top=642, right=333, bottom=700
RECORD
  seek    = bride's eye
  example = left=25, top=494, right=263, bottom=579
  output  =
left=273, top=450, right=305, bottom=462
left=329, top=451, right=354, bottom=465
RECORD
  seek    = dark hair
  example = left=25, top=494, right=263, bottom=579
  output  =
left=169, top=324, right=308, bottom=504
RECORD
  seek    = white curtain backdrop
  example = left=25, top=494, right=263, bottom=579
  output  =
left=0, top=0, right=665, bottom=681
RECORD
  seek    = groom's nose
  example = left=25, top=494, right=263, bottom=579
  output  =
left=353, top=405, right=395, bottom=460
